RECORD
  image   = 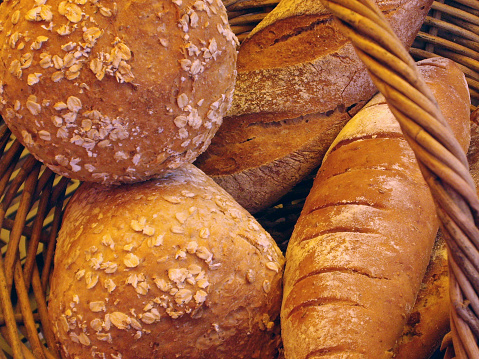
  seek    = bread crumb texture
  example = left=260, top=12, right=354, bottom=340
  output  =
left=48, top=164, right=284, bottom=359
left=0, top=0, right=238, bottom=184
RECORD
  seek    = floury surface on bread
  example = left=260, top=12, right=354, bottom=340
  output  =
left=48, top=164, right=284, bottom=359
left=0, top=0, right=237, bottom=184
left=195, top=0, right=433, bottom=214
left=394, top=114, right=479, bottom=358
left=280, top=58, right=471, bottom=359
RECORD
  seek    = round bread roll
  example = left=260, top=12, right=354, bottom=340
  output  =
left=48, top=164, right=284, bottom=359
left=0, top=0, right=237, bottom=184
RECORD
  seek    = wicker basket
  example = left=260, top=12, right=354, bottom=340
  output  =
left=0, top=0, right=478, bottom=358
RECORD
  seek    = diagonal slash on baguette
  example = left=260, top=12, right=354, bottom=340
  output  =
left=394, top=105, right=479, bottom=359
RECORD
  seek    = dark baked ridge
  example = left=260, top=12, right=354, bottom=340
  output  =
left=237, top=14, right=345, bottom=72
left=195, top=105, right=359, bottom=213
left=229, top=0, right=433, bottom=117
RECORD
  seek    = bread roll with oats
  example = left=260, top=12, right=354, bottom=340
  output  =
left=48, top=164, right=284, bottom=359
left=0, top=0, right=237, bottom=184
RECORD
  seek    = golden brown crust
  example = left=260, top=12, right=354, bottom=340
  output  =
left=196, top=0, right=433, bottom=214
left=393, top=233, right=450, bottom=359
left=195, top=106, right=359, bottom=213
left=230, top=0, right=433, bottom=117
left=394, top=102, right=479, bottom=359
left=0, top=0, right=237, bottom=184
left=280, top=58, right=471, bottom=359
left=48, top=164, right=284, bottom=359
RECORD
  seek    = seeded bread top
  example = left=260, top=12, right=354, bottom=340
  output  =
left=48, top=164, right=284, bottom=359
left=0, top=0, right=237, bottom=184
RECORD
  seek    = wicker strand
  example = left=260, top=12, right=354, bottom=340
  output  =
left=31, top=264, right=60, bottom=359
left=4, top=163, right=41, bottom=292
left=0, top=127, right=11, bottom=155
left=0, top=331, right=43, bottom=359
left=448, top=274, right=469, bottom=358
left=449, top=242, right=479, bottom=321
left=22, top=171, right=60, bottom=357
left=48, top=177, right=71, bottom=209
left=0, top=141, right=23, bottom=181
left=409, top=47, right=479, bottom=103
left=23, top=175, right=54, bottom=288
left=1, top=155, right=38, bottom=214
left=424, top=16, right=479, bottom=43
left=432, top=1, right=479, bottom=25
left=0, top=218, right=50, bottom=245
left=434, top=49, right=479, bottom=74
left=13, top=260, right=47, bottom=359
left=228, top=12, right=268, bottom=25
left=32, top=168, right=55, bottom=204
left=449, top=255, right=479, bottom=358
left=0, top=158, right=22, bottom=222
left=426, top=0, right=444, bottom=54
left=225, top=0, right=279, bottom=11
left=0, top=313, right=41, bottom=326
left=317, top=0, right=479, bottom=358
left=416, top=32, right=479, bottom=60
left=443, top=17, right=479, bottom=40
left=451, top=0, right=479, bottom=11
left=0, top=256, right=24, bottom=359
left=41, top=186, right=66, bottom=290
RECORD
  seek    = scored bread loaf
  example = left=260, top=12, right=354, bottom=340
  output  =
left=393, top=114, right=479, bottom=358
left=195, top=0, right=433, bottom=214
left=48, top=164, right=284, bottom=359
left=281, top=57, right=471, bottom=359
left=392, top=230, right=450, bottom=359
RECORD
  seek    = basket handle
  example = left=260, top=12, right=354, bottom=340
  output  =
left=317, top=0, right=479, bottom=357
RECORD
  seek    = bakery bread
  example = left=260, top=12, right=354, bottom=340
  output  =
left=0, top=0, right=237, bottom=184
left=48, top=164, right=284, bottom=359
left=393, top=230, right=450, bottom=359
left=281, top=57, right=471, bottom=359
left=393, top=111, right=479, bottom=359
left=195, top=0, right=433, bottom=214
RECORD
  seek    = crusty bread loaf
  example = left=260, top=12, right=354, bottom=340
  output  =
left=467, top=111, right=479, bottom=185
left=48, top=164, right=284, bottom=359
left=281, top=57, right=471, bottom=359
left=0, top=0, right=237, bottom=184
left=195, top=0, right=433, bottom=214
left=393, top=114, right=479, bottom=359
left=393, top=231, right=450, bottom=359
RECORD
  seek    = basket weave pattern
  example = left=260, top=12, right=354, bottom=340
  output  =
left=0, top=0, right=478, bottom=358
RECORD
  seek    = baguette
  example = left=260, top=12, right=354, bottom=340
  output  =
left=393, top=230, right=449, bottom=359
left=281, top=57, right=471, bottom=359
left=195, top=0, right=433, bottom=213
left=393, top=114, right=479, bottom=358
